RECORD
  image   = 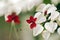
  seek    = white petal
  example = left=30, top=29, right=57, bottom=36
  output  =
left=8, top=0, right=20, bottom=4
left=34, top=12, right=41, bottom=18
left=45, top=22, right=58, bottom=33
left=26, top=0, right=43, bottom=10
left=0, top=1, right=6, bottom=16
left=57, top=28, right=60, bottom=35
left=19, top=1, right=27, bottom=12
left=47, top=4, right=57, bottom=14
left=36, top=4, right=46, bottom=12
left=36, top=13, right=46, bottom=23
left=49, top=11, right=59, bottom=21
left=6, top=2, right=22, bottom=15
left=42, top=30, right=50, bottom=40
left=26, top=0, right=35, bottom=10
left=13, top=4, right=22, bottom=15
left=0, top=1, right=6, bottom=8
left=42, top=4, right=51, bottom=13
left=4, top=6, right=12, bottom=21
left=38, top=15, right=46, bottom=23
left=33, top=24, right=44, bottom=36
left=4, top=13, right=11, bottom=21
left=34, top=12, right=46, bottom=23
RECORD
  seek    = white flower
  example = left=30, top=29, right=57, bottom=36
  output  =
left=2, top=1, right=22, bottom=23
left=42, top=30, right=50, bottom=40
left=45, top=21, right=58, bottom=33
left=33, top=4, right=59, bottom=40
left=51, top=0, right=59, bottom=5
left=57, top=28, right=60, bottom=35
left=4, top=5, right=21, bottom=21
left=33, top=11, right=58, bottom=39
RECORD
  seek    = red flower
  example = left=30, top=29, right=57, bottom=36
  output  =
left=26, top=16, right=37, bottom=29
left=6, top=12, right=20, bottom=24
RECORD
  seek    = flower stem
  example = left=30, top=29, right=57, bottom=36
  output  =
left=13, top=24, right=19, bottom=40
left=9, top=21, right=19, bottom=40
left=9, top=23, right=13, bottom=40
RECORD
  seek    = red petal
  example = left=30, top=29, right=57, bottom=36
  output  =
left=30, top=22, right=36, bottom=29
left=26, top=20, right=31, bottom=24
left=33, top=18, right=37, bottom=22
left=14, top=19, right=20, bottom=24
left=6, top=15, right=12, bottom=23
left=7, top=15, right=12, bottom=20
left=30, top=16, right=37, bottom=22
left=30, top=16, right=34, bottom=21
left=14, top=16, right=20, bottom=24
left=6, top=19, right=12, bottom=23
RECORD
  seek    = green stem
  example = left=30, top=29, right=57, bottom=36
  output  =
left=9, top=23, right=13, bottom=40
left=13, top=24, right=19, bottom=40
left=9, top=21, right=19, bottom=40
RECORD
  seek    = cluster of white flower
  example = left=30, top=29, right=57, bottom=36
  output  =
left=32, top=4, right=60, bottom=40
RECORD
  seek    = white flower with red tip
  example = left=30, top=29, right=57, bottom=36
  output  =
left=33, top=12, right=58, bottom=39
left=4, top=0, right=22, bottom=24
left=5, top=12, right=20, bottom=24
left=26, top=4, right=60, bottom=40
left=26, top=12, right=46, bottom=36
left=26, top=16, right=37, bottom=29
